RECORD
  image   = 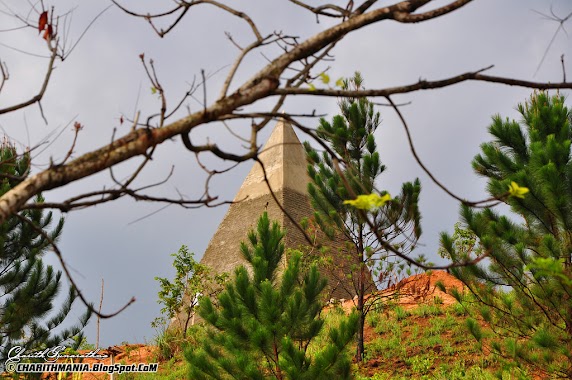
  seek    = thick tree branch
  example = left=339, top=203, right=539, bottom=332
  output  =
left=0, top=75, right=278, bottom=224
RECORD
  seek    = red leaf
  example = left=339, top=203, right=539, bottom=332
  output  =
left=42, top=25, right=53, bottom=41
left=119, top=116, right=124, bottom=125
left=38, top=11, right=48, bottom=34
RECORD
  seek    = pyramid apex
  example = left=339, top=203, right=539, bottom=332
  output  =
left=234, top=118, right=308, bottom=201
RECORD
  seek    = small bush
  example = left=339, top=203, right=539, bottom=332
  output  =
left=394, top=306, right=410, bottom=321
left=413, top=303, right=443, bottom=317
left=433, top=295, right=444, bottom=305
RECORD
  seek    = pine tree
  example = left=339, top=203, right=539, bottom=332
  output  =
left=185, top=212, right=358, bottom=379
left=304, top=72, right=422, bottom=361
left=442, top=92, right=572, bottom=377
left=0, top=143, right=91, bottom=371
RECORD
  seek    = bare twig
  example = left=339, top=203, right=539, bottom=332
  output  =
left=96, top=279, right=104, bottom=349
left=562, top=54, right=567, bottom=82
left=218, top=35, right=275, bottom=100
left=254, top=156, right=315, bottom=246
left=385, top=95, right=502, bottom=208
left=0, top=60, right=8, bottom=94
left=0, top=43, right=57, bottom=115
left=61, top=5, right=113, bottom=59
left=112, top=0, right=262, bottom=40
left=14, top=213, right=135, bottom=318
left=58, top=121, right=83, bottom=166
left=532, top=8, right=572, bottom=77
left=288, top=0, right=349, bottom=18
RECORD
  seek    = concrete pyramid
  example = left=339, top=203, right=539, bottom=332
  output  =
left=169, top=119, right=380, bottom=332
left=172, top=119, right=361, bottom=329
left=199, top=119, right=314, bottom=276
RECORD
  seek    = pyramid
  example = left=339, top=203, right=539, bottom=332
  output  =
left=170, top=119, right=364, bottom=330
left=200, top=119, right=315, bottom=275
left=199, top=119, right=356, bottom=298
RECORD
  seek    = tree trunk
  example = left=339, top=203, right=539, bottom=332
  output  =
left=273, top=339, right=283, bottom=380
left=564, top=253, right=572, bottom=375
left=356, top=306, right=365, bottom=362
left=355, top=260, right=366, bottom=362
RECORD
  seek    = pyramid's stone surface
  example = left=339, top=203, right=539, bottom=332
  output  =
left=199, top=119, right=314, bottom=277
left=233, top=119, right=308, bottom=201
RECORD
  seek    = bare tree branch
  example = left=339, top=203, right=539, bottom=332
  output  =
left=111, top=0, right=263, bottom=40
left=274, top=66, right=572, bottom=97
left=0, top=43, right=57, bottom=115
left=14, top=213, right=135, bottom=319
left=532, top=7, right=572, bottom=76
left=385, top=95, right=502, bottom=208
left=288, top=0, right=350, bottom=19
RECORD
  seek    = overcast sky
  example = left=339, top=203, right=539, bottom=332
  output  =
left=0, top=0, right=571, bottom=347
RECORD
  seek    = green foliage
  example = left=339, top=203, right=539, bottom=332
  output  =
left=153, top=245, right=228, bottom=338
left=77, top=336, right=96, bottom=351
left=452, top=302, right=469, bottom=316
left=526, top=256, right=572, bottom=286
left=364, top=336, right=404, bottom=361
left=153, top=325, right=182, bottom=362
left=412, top=304, right=443, bottom=317
left=119, top=354, right=188, bottom=380
left=152, top=323, right=207, bottom=363
left=438, top=222, right=482, bottom=260
left=304, top=72, right=422, bottom=360
left=405, top=355, right=433, bottom=374
left=443, top=92, right=572, bottom=377
left=142, top=301, right=535, bottom=380
left=0, top=142, right=91, bottom=372
left=394, top=306, right=410, bottom=321
left=434, top=280, right=446, bottom=292
left=465, top=318, right=482, bottom=342
left=358, top=303, right=532, bottom=380
left=185, top=212, right=358, bottom=379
